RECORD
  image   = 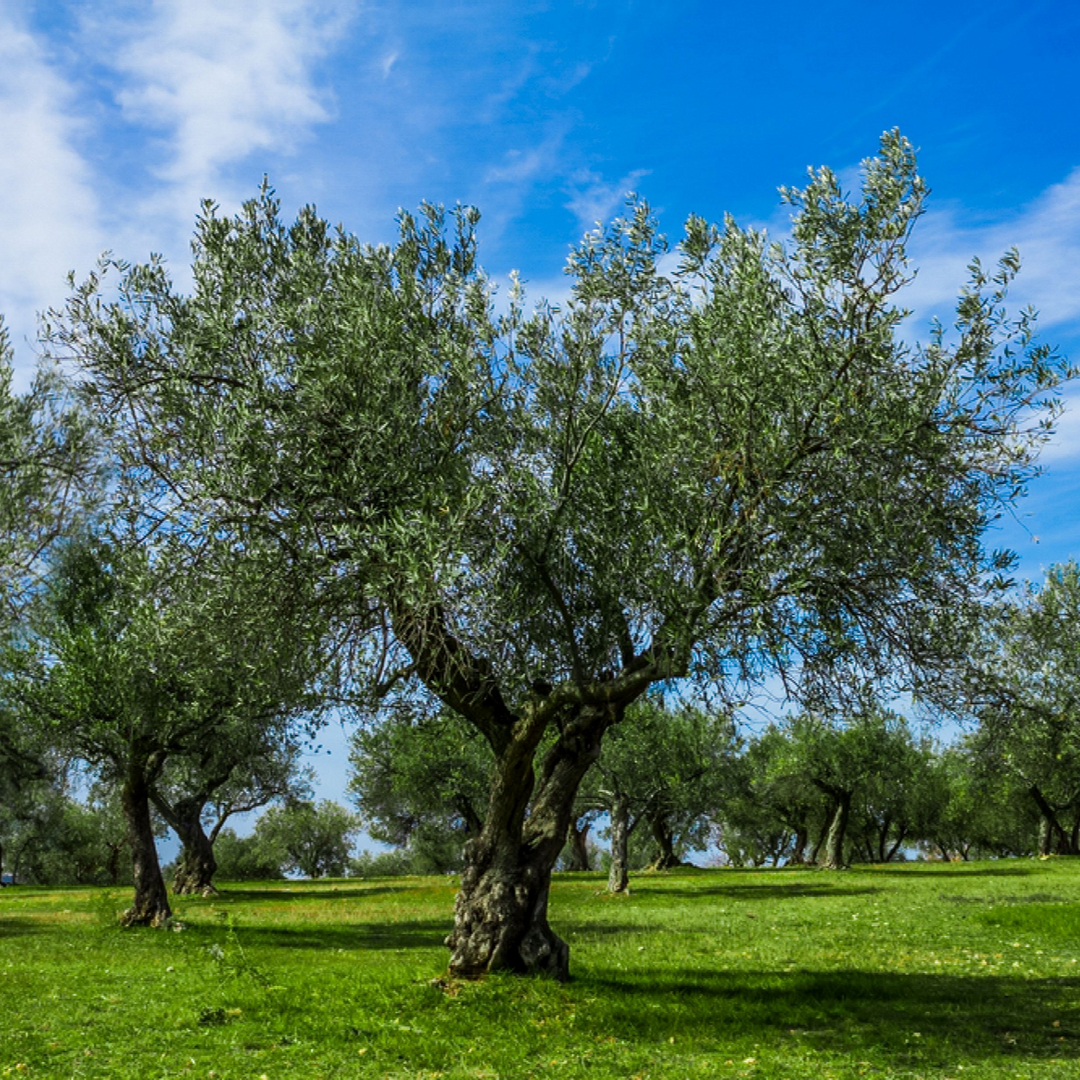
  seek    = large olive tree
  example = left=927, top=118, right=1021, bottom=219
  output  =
left=53, top=132, right=1070, bottom=977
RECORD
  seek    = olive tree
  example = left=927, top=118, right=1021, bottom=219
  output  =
left=582, top=699, right=734, bottom=891
left=150, top=735, right=312, bottom=895
left=348, top=707, right=491, bottom=873
left=9, top=534, right=330, bottom=925
left=966, top=563, right=1080, bottom=854
left=253, top=799, right=360, bottom=878
left=54, top=132, right=1070, bottom=977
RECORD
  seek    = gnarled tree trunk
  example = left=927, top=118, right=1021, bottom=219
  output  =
left=645, top=812, right=682, bottom=870
left=170, top=797, right=218, bottom=895
left=447, top=707, right=610, bottom=981
left=787, top=825, right=809, bottom=865
left=820, top=791, right=852, bottom=871
left=564, top=816, right=592, bottom=871
left=120, top=754, right=171, bottom=927
left=1029, top=785, right=1077, bottom=855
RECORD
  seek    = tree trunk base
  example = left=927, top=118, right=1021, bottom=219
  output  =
left=645, top=853, right=684, bottom=871
left=172, top=881, right=218, bottom=897
left=120, top=900, right=171, bottom=928
left=447, top=865, right=570, bottom=981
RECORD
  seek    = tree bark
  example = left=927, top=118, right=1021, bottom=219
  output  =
left=607, top=795, right=631, bottom=893
left=820, top=792, right=852, bottom=870
left=787, top=826, right=809, bottom=865
left=447, top=707, right=610, bottom=981
left=120, top=754, right=171, bottom=927
left=564, top=817, right=592, bottom=871
left=645, top=812, right=682, bottom=870
left=170, top=797, right=218, bottom=895
left=1029, top=786, right=1076, bottom=855
left=884, top=832, right=906, bottom=863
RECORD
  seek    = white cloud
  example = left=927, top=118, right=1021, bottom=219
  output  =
left=379, top=50, right=399, bottom=78
left=103, top=0, right=356, bottom=227
left=0, top=11, right=103, bottom=378
left=485, top=136, right=564, bottom=186
left=893, top=169, right=1080, bottom=464
left=564, top=167, right=650, bottom=237
left=1036, top=390, right=1080, bottom=466
left=903, top=168, right=1080, bottom=333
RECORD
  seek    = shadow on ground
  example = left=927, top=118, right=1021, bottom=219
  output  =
left=210, top=918, right=452, bottom=952
left=575, top=966, right=1080, bottom=1069
left=633, top=883, right=883, bottom=900
left=0, top=917, right=43, bottom=937
left=209, top=884, right=421, bottom=903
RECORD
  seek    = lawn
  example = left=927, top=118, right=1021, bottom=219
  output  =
left=4, top=861, right=1080, bottom=1079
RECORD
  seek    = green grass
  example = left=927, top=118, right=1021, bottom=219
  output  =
left=5, top=862, right=1080, bottom=1079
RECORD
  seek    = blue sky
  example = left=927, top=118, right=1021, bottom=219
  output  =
left=3, top=0, right=1080, bottom=815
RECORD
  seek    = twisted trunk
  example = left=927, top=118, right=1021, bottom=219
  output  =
left=447, top=708, right=610, bottom=981
left=564, top=816, right=592, bottom=871
left=120, top=752, right=171, bottom=927
left=169, top=797, right=218, bottom=895
left=646, top=812, right=682, bottom=870
left=787, top=825, right=809, bottom=865
left=1029, top=785, right=1077, bottom=855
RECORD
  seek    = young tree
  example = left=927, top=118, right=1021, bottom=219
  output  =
left=55, top=133, right=1071, bottom=977
left=254, top=799, right=360, bottom=878
left=211, top=827, right=286, bottom=881
left=719, top=724, right=830, bottom=866
left=847, top=721, right=933, bottom=863
left=965, top=564, right=1080, bottom=855
left=587, top=699, right=734, bottom=891
left=775, top=708, right=918, bottom=869
left=348, top=707, right=491, bottom=873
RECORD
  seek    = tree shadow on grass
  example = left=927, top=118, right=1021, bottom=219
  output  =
left=0, top=918, right=43, bottom=936
left=211, top=885, right=418, bottom=903
left=855, top=865, right=1036, bottom=877
left=577, top=965, right=1080, bottom=1069
left=633, top=883, right=883, bottom=900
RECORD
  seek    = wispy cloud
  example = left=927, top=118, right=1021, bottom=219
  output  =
left=0, top=9, right=103, bottom=377
left=903, top=167, right=1080, bottom=333
left=564, top=167, right=651, bottom=237
left=898, top=169, right=1080, bottom=464
left=101, top=0, right=357, bottom=226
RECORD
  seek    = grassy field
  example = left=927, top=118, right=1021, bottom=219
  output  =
left=4, top=862, right=1080, bottom=1079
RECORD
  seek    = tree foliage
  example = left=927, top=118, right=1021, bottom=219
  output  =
left=254, top=799, right=360, bottom=879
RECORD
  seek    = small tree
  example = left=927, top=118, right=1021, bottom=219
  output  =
left=254, top=799, right=360, bottom=878
left=587, top=699, right=734, bottom=891
left=964, top=564, right=1080, bottom=855
left=348, top=708, right=490, bottom=873
left=775, top=708, right=918, bottom=869
left=212, top=827, right=286, bottom=882
left=719, top=725, right=830, bottom=866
